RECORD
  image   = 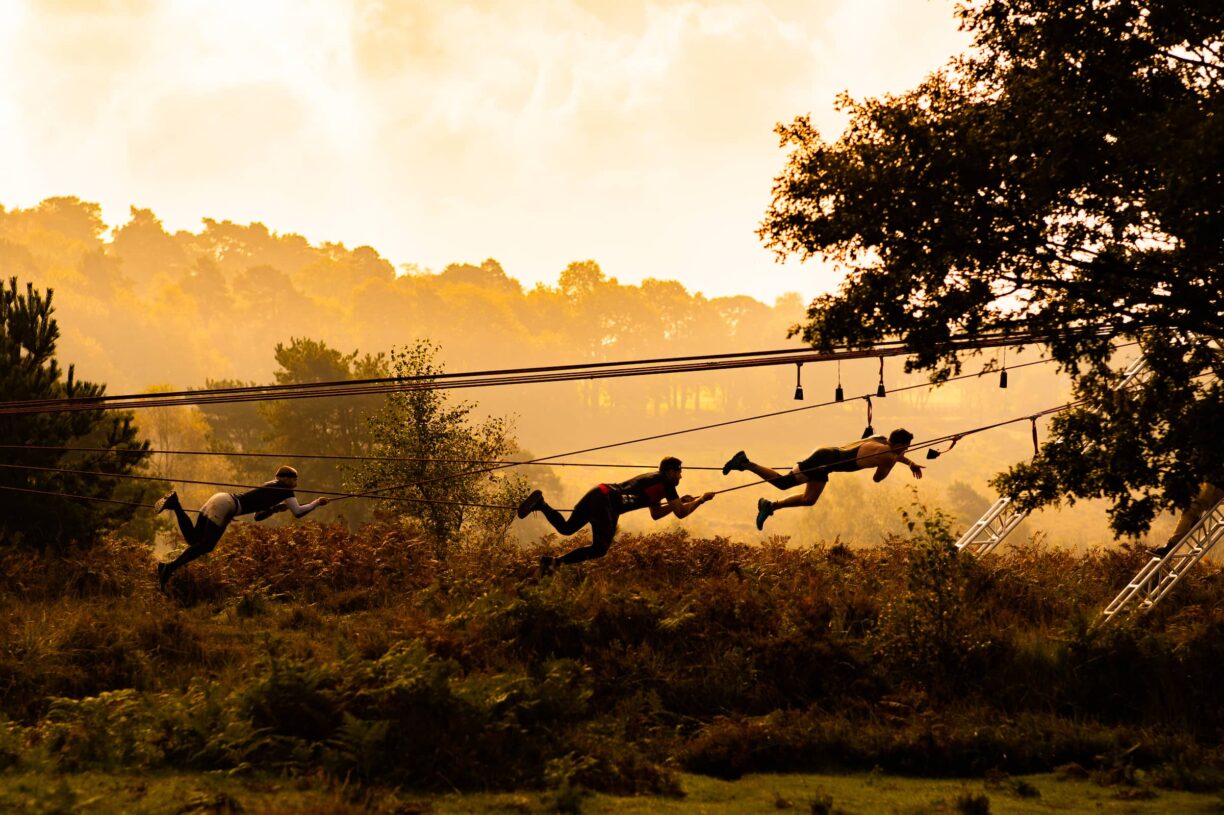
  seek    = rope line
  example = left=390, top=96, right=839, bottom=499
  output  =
left=0, top=399, right=1088, bottom=514
left=0, top=463, right=517, bottom=511
left=0, top=348, right=1186, bottom=519
left=0, top=483, right=158, bottom=510
left=334, top=354, right=1070, bottom=503
left=0, top=444, right=748, bottom=471
left=0, top=355, right=1067, bottom=485
left=0, top=328, right=1115, bottom=416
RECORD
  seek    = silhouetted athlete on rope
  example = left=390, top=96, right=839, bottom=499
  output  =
left=517, top=456, right=714, bottom=573
left=722, top=429, right=923, bottom=530
left=153, top=465, right=329, bottom=591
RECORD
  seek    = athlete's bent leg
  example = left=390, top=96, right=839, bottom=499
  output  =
left=557, top=502, right=617, bottom=565
left=540, top=488, right=600, bottom=536
left=161, top=518, right=226, bottom=584
left=771, top=479, right=827, bottom=511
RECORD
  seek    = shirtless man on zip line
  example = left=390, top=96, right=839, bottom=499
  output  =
left=722, top=429, right=924, bottom=530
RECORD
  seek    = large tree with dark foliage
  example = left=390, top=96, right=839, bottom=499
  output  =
left=0, top=277, right=156, bottom=549
left=761, top=0, right=1223, bottom=535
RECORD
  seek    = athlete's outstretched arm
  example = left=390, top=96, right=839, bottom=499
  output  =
left=283, top=495, right=331, bottom=518
left=653, top=493, right=715, bottom=520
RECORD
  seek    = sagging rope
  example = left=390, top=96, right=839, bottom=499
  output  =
left=0, top=399, right=1086, bottom=514
left=332, top=354, right=1070, bottom=504
left=0, top=354, right=1084, bottom=512
left=0, top=328, right=1111, bottom=416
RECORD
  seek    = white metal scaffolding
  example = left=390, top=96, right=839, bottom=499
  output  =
left=955, top=355, right=1152, bottom=557
left=1100, top=498, right=1224, bottom=623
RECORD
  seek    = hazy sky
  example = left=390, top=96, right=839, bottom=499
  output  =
left=0, top=0, right=969, bottom=302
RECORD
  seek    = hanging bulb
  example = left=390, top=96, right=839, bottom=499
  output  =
left=876, top=356, right=886, bottom=397
left=793, top=362, right=804, bottom=400
left=926, top=448, right=941, bottom=460
left=834, top=360, right=844, bottom=402
left=861, top=424, right=874, bottom=439
left=861, top=396, right=873, bottom=438
left=999, top=369, right=1008, bottom=389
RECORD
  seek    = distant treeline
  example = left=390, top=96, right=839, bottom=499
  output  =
left=4, top=195, right=1140, bottom=549
left=0, top=196, right=802, bottom=410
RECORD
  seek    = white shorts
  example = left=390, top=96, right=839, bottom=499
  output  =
left=199, top=493, right=239, bottom=527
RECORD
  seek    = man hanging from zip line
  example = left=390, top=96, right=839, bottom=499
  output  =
left=516, top=456, right=714, bottom=574
left=152, top=465, right=329, bottom=591
left=722, top=429, right=924, bottom=530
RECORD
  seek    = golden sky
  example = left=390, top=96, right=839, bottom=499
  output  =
left=0, top=0, right=968, bottom=301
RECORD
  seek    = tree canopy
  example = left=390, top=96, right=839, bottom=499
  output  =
left=351, top=339, right=524, bottom=552
left=761, top=0, right=1223, bottom=534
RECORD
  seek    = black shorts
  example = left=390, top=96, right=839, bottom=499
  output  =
left=796, top=447, right=843, bottom=484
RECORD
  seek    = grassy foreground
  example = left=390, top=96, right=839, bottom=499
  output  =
left=3, top=769, right=1223, bottom=814
left=3, top=509, right=1224, bottom=809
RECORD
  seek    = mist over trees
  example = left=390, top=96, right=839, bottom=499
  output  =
left=0, top=195, right=1160, bottom=548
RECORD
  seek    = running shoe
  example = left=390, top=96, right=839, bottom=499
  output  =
left=722, top=450, right=750, bottom=475
left=517, top=489, right=544, bottom=519
left=154, top=491, right=180, bottom=513
left=755, top=497, right=774, bottom=531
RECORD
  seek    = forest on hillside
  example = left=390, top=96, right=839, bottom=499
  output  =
left=0, top=196, right=1176, bottom=549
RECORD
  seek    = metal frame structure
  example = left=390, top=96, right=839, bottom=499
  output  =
left=954, top=355, right=1152, bottom=557
left=1100, top=498, right=1224, bottom=623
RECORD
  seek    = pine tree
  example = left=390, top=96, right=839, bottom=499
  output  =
left=0, top=277, right=157, bottom=550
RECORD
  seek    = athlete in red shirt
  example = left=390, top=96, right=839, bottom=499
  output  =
left=517, top=456, right=714, bottom=572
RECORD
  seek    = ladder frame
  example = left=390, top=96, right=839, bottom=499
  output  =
left=954, top=355, right=1152, bottom=557
left=1100, top=497, right=1224, bottom=623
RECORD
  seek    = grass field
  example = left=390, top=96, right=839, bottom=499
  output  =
left=3, top=769, right=1222, bottom=814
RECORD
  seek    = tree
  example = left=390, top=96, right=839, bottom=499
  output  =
left=111, top=206, right=189, bottom=285
left=140, top=388, right=237, bottom=518
left=350, top=339, right=524, bottom=552
left=259, top=338, right=388, bottom=523
left=197, top=339, right=387, bottom=523
left=759, top=0, right=1223, bottom=535
left=0, top=277, right=158, bottom=550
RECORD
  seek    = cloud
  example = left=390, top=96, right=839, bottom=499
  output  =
left=128, top=85, right=308, bottom=181
left=0, top=0, right=968, bottom=300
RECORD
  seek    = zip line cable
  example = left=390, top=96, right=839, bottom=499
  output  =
left=0, top=348, right=1149, bottom=515
left=0, top=328, right=1116, bottom=416
left=11, top=368, right=1207, bottom=519
left=0, top=462, right=512, bottom=510
left=0, top=399, right=1094, bottom=513
left=0, top=483, right=157, bottom=510
left=0, top=349, right=1081, bottom=467
left=11, top=358, right=1203, bottom=515
left=0, top=445, right=734, bottom=469
left=0, top=350, right=1196, bottom=517
left=330, top=354, right=1078, bottom=503
left=0, top=355, right=1071, bottom=508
